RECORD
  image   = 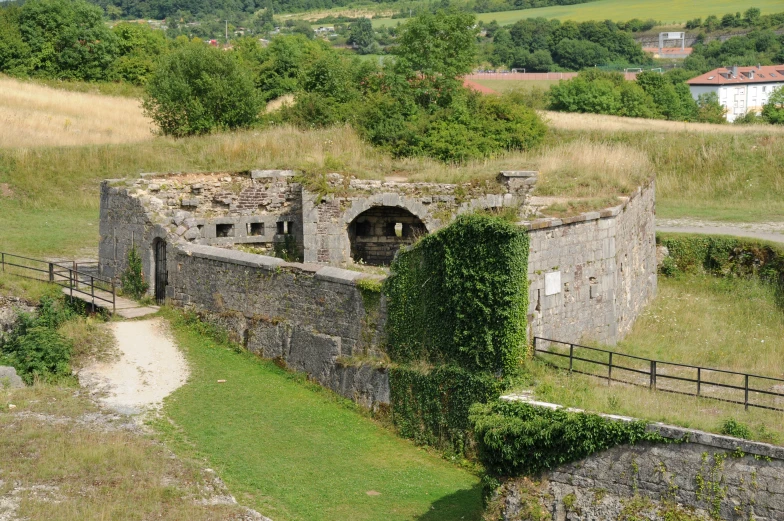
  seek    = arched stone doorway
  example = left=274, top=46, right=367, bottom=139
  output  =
left=348, top=206, right=427, bottom=265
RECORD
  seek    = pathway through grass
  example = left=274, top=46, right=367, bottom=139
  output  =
left=157, top=312, right=482, bottom=521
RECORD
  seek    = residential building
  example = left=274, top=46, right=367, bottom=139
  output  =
left=686, top=65, right=784, bottom=122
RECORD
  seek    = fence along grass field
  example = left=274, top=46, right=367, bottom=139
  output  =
left=521, top=274, right=784, bottom=443
left=0, top=76, right=153, bottom=148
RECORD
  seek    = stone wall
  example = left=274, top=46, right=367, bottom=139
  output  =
left=301, top=171, right=536, bottom=264
left=100, top=170, right=537, bottom=270
left=525, top=181, right=657, bottom=345
left=496, top=398, right=784, bottom=521
left=167, top=244, right=389, bottom=409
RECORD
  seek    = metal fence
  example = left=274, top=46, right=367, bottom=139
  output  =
left=465, top=71, right=641, bottom=81
left=0, top=252, right=115, bottom=313
left=533, top=337, right=784, bottom=412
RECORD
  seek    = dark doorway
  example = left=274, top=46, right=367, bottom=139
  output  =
left=154, top=238, right=167, bottom=305
left=348, top=206, right=427, bottom=265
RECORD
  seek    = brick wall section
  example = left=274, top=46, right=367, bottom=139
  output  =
left=499, top=397, right=784, bottom=521
left=525, top=181, right=657, bottom=345
left=167, top=244, right=389, bottom=409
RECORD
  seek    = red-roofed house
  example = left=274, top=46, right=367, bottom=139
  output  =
left=686, top=65, right=784, bottom=122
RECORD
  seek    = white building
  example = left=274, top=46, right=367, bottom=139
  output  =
left=686, top=65, right=784, bottom=122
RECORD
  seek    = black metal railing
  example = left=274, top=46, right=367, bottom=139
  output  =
left=0, top=252, right=115, bottom=313
left=533, top=336, right=784, bottom=412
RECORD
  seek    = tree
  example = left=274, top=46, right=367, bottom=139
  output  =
left=143, top=43, right=262, bottom=136
left=762, top=87, right=784, bottom=124
left=394, top=10, right=477, bottom=82
left=17, top=0, right=118, bottom=81
left=0, top=7, right=31, bottom=76
left=744, top=7, right=761, bottom=26
left=553, top=38, right=609, bottom=70
left=696, top=92, right=727, bottom=124
left=347, top=18, right=376, bottom=54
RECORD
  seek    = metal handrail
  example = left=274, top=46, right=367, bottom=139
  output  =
left=0, top=252, right=115, bottom=314
left=533, top=336, right=784, bottom=412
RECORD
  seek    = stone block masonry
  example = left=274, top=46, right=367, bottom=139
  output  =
left=499, top=397, right=784, bottom=521
left=168, top=244, right=390, bottom=409
left=525, top=181, right=657, bottom=345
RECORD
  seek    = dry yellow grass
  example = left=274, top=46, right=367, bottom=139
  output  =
left=0, top=76, right=153, bottom=148
left=541, top=110, right=784, bottom=134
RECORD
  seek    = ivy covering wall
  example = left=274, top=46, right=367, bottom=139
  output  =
left=385, top=214, right=529, bottom=374
left=469, top=400, right=666, bottom=477
left=384, top=214, right=529, bottom=453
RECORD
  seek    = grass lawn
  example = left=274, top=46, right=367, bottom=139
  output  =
left=156, top=311, right=483, bottom=521
left=470, top=79, right=559, bottom=92
left=520, top=274, right=784, bottom=444
left=371, top=0, right=783, bottom=27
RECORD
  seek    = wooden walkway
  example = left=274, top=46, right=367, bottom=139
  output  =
left=62, top=287, right=159, bottom=319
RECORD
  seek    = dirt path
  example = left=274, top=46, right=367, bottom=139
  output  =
left=657, top=218, right=784, bottom=245
left=78, top=318, right=189, bottom=415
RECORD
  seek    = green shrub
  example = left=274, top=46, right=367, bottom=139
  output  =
left=384, top=214, right=529, bottom=374
left=720, top=418, right=751, bottom=439
left=120, top=245, right=149, bottom=300
left=469, top=400, right=667, bottom=477
left=389, top=364, right=506, bottom=454
left=143, top=43, right=262, bottom=137
left=657, top=233, right=784, bottom=284
left=0, top=296, right=74, bottom=384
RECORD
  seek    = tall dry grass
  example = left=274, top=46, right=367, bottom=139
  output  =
left=0, top=76, right=153, bottom=148
left=542, top=110, right=784, bottom=135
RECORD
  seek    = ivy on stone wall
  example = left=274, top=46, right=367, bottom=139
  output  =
left=469, top=400, right=667, bottom=477
left=384, top=214, right=529, bottom=374
left=389, top=365, right=506, bottom=455
left=384, top=214, right=529, bottom=454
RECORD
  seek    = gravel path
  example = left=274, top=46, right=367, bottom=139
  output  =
left=657, top=218, right=784, bottom=244
left=78, top=318, right=189, bottom=415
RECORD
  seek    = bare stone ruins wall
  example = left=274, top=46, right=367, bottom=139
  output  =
left=497, top=399, right=784, bottom=521
left=168, top=244, right=390, bottom=409
left=525, top=181, right=657, bottom=345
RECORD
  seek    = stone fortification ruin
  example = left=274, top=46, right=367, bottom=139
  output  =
left=99, top=169, right=656, bottom=406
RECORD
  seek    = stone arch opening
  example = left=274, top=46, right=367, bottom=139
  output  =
left=348, top=206, right=427, bottom=265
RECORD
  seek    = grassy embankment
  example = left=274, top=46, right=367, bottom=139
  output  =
left=0, top=273, right=484, bottom=520
left=518, top=273, right=784, bottom=444
left=369, top=0, right=783, bottom=27
left=0, top=275, right=255, bottom=521
left=155, top=310, right=483, bottom=520
left=4, top=77, right=784, bottom=258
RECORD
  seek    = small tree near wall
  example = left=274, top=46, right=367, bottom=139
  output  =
left=121, top=246, right=149, bottom=299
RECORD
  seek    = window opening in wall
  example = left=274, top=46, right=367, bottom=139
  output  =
left=348, top=206, right=427, bottom=266
left=216, top=223, right=234, bottom=237
left=248, top=222, right=264, bottom=236
left=276, top=221, right=294, bottom=235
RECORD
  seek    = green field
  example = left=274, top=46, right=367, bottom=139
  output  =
left=157, top=312, right=483, bottom=521
left=371, top=0, right=783, bottom=27
left=470, top=79, right=560, bottom=92
left=522, top=273, right=784, bottom=444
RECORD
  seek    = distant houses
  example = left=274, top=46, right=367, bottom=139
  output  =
left=687, top=65, right=784, bottom=122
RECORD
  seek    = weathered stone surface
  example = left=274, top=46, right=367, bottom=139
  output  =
left=0, top=366, right=25, bottom=388
left=525, top=181, right=656, bottom=345
left=0, top=296, right=35, bottom=339
left=496, top=397, right=784, bottom=521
